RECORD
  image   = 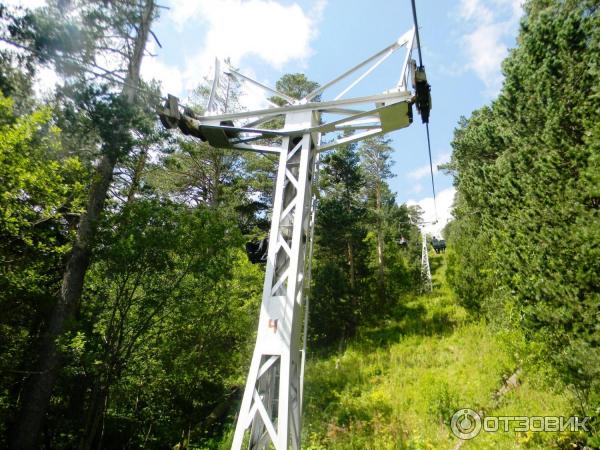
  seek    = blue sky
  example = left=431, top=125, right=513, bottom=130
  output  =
left=14, top=0, right=523, bottom=233
left=143, top=0, right=523, bottom=233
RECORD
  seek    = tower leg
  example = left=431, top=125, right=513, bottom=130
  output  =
left=232, top=111, right=318, bottom=450
left=420, top=230, right=432, bottom=293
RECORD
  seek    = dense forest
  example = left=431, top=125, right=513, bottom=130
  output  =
left=445, top=0, right=598, bottom=428
left=0, top=0, right=598, bottom=449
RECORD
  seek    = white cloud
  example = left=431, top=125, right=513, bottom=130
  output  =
left=168, top=0, right=326, bottom=93
left=407, top=152, right=451, bottom=180
left=458, top=0, right=523, bottom=95
left=407, top=186, right=456, bottom=238
left=411, top=183, right=423, bottom=194
left=141, top=56, right=184, bottom=97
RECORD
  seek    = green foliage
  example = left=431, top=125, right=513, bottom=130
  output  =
left=310, top=142, right=368, bottom=344
left=2, top=0, right=595, bottom=444
left=310, top=136, right=421, bottom=347
left=46, top=201, right=264, bottom=448
left=275, top=73, right=319, bottom=102
left=304, top=254, right=583, bottom=449
left=150, top=136, right=246, bottom=210
left=446, top=0, right=600, bottom=427
left=4, top=0, right=161, bottom=85
left=0, top=92, right=85, bottom=442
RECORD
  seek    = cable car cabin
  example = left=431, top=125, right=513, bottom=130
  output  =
left=431, top=237, right=446, bottom=254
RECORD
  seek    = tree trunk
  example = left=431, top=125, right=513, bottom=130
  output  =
left=376, top=229, right=384, bottom=286
left=11, top=2, right=155, bottom=448
left=202, top=388, right=239, bottom=431
left=11, top=152, right=116, bottom=449
left=78, top=381, right=109, bottom=450
left=211, top=155, right=221, bottom=207
left=347, top=240, right=355, bottom=289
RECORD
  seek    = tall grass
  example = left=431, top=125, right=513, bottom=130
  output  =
left=302, top=253, right=581, bottom=449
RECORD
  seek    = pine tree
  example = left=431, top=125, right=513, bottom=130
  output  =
left=359, top=136, right=394, bottom=304
left=446, top=0, right=600, bottom=420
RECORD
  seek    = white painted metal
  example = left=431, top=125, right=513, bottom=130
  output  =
left=231, top=111, right=318, bottom=450
left=206, top=58, right=221, bottom=115
left=226, top=66, right=297, bottom=105
left=303, top=28, right=414, bottom=102
left=316, top=128, right=382, bottom=152
left=172, top=90, right=413, bottom=155
left=160, top=28, right=417, bottom=159
left=230, top=143, right=282, bottom=154
left=333, top=46, right=397, bottom=100
left=420, top=230, right=432, bottom=293
left=398, top=28, right=416, bottom=91
left=227, top=29, right=419, bottom=450
left=174, top=90, right=412, bottom=128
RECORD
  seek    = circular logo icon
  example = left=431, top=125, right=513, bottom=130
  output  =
left=451, top=408, right=482, bottom=440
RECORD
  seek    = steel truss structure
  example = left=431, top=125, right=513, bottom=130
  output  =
left=160, top=28, right=417, bottom=155
left=159, top=23, right=431, bottom=450
left=420, top=230, right=433, bottom=293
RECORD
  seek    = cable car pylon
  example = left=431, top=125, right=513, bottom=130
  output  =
left=420, top=229, right=433, bottom=293
left=158, top=3, right=432, bottom=448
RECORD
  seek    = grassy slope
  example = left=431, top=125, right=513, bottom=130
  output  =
left=302, top=252, right=581, bottom=449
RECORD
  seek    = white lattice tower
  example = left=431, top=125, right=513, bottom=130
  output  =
left=231, top=111, right=318, bottom=449
left=420, top=230, right=432, bottom=293
left=157, top=20, right=431, bottom=449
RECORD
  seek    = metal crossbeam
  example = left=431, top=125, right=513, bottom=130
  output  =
left=158, top=29, right=417, bottom=156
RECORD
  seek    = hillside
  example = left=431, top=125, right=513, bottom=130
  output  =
left=302, top=252, right=584, bottom=449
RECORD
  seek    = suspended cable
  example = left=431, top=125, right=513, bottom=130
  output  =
left=410, top=0, right=438, bottom=221
left=410, top=0, right=423, bottom=67
left=425, top=122, right=438, bottom=220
